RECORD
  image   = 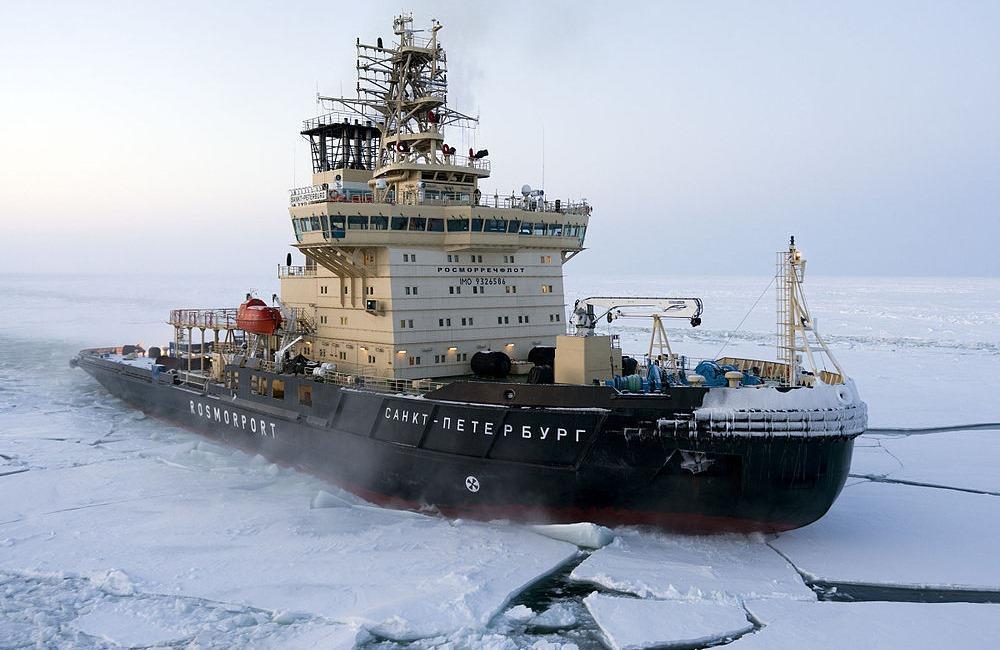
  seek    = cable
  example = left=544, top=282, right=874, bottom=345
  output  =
left=867, top=423, right=1000, bottom=435
left=715, top=275, right=777, bottom=359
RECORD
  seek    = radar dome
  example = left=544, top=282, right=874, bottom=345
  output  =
left=521, top=184, right=532, bottom=196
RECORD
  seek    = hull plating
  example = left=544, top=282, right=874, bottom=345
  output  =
left=79, top=358, right=856, bottom=533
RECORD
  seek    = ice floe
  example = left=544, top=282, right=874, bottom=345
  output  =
left=570, top=530, right=813, bottom=602
left=0, top=431, right=578, bottom=642
left=852, top=431, right=1000, bottom=494
left=530, top=522, right=615, bottom=549
left=734, top=599, right=1000, bottom=648
left=771, top=480, right=1000, bottom=591
left=584, top=593, right=754, bottom=650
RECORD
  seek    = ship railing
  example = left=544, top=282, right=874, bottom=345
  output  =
left=636, top=354, right=844, bottom=386
left=716, top=356, right=844, bottom=386
left=177, top=370, right=211, bottom=391
left=302, top=110, right=383, bottom=132
left=169, top=308, right=240, bottom=330
left=278, top=265, right=316, bottom=278
left=313, top=369, right=445, bottom=395
left=476, top=193, right=592, bottom=215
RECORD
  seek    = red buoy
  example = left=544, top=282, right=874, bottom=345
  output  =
left=237, top=298, right=282, bottom=335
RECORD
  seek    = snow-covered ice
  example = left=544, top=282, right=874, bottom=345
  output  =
left=570, top=531, right=814, bottom=602
left=0, top=433, right=578, bottom=641
left=734, top=600, right=1000, bottom=649
left=584, top=594, right=754, bottom=650
left=530, top=522, right=615, bottom=549
left=771, top=480, right=1000, bottom=591
left=5, top=273, right=1000, bottom=647
left=852, top=430, right=1000, bottom=494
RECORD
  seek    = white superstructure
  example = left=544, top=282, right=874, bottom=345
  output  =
left=279, top=15, right=591, bottom=379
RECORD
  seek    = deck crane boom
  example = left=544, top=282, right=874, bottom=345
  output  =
left=571, top=297, right=704, bottom=375
left=571, top=296, right=703, bottom=336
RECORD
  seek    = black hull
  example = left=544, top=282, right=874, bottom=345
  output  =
left=78, top=356, right=857, bottom=533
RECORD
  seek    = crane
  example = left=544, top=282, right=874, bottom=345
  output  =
left=571, top=296, right=703, bottom=375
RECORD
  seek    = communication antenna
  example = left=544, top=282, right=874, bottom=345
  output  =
left=541, top=125, right=545, bottom=190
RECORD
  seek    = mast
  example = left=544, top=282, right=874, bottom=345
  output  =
left=318, top=14, right=486, bottom=203
left=776, top=237, right=845, bottom=385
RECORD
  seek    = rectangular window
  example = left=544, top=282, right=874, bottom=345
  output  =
left=403, top=254, right=409, bottom=262
left=497, top=316, right=503, bottom=325
left=439, top=318, right=445, bottom=327
left=343, top=286, right=349, bottom=294
left=540, top=255, right=552, bottom=264
left=518, top=316, right=523, bottom=324
left=461, top=317, right=467, bottom=326
left=405, top=287, right=411, bottom=295
left=271, top=379, right=284, bottom=400
left=541, top=284, right=553, bottom=294
left=505, top=285, right=518, bottom=294
left=298, top=385, right=312, bottom=406
left=251, top=374, right=267, bottom=396
left=391, top=217, right=408, bottom=231
left=525, top=315, right=530, bottom=323
left=556, top=313, right=561, bottom=322
left=339, top=351, right=347, bottom=360
left=340, top=317, right=348, bottom=326
left=400, top=320, right=407, bottom=328
left=408, top=319, right=414, bottom=328
left=368, top=354, right=376, bottom=364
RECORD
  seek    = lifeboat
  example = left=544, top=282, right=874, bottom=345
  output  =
left=237, top=298, right=282, bottom=335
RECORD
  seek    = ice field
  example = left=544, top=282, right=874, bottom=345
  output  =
left=2, top=272, right=1000, bottom=648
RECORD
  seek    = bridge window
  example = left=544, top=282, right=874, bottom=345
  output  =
left=507, top=220, right=521, bottom=233
left=548, top=223, right=563, bottom=236
left=519, top=222, right=533, bottom=235
left=534, top=222, right=547, bottom=236
left=370, top=216, right=388, bottom=230
left=409, top=217, right=427, bottom=231
left=391, top=217, right=408, bottom=231
left=471, top=218, right=483, bottom=232
left=427, top=218, right=444, bottom=232
left=485, top=218, right=506, bottom=233
left=348, top=216, right=368, bottom=230
left=447, top=217, right=469, bottom=232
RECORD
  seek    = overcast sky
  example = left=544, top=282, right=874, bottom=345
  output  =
left=2, top=1, right=998, bottom=277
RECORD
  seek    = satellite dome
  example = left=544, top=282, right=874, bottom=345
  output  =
left=521, top=184, right=532, bottom=196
